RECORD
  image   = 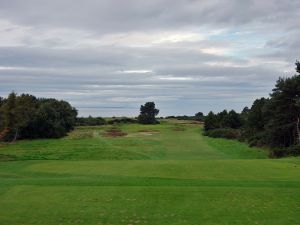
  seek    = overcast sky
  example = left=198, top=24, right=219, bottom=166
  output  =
left=0, top=0, right=299, bottom=116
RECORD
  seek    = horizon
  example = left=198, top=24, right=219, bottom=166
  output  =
left=0, top=0, right=299, bottom=116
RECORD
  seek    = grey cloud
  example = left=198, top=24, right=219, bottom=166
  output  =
left=0, top=0, right=299, bottom=116
left=0, top=0, right=299, bottom=33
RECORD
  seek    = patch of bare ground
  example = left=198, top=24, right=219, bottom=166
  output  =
left=172, top=127, right=185, bottom=131
left=103, top=127, right=127, bottom=137
left=167, top=119, right=203, bottom=125
left=137, top=129, right=160, bottom=136
left=0, top=154, right=17, bottom=161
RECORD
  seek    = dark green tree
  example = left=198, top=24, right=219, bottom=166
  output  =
left=296, top=61, right=300, bottom=74
left=0, top=97, right=4, bottom=130
left=195, top=112, right=205, bottom=121
left=217, top=110, right=228, bottom=127
left=138, top=102, right=159, bottom=124
left=14, top=94, right=38, bottom=139
left=1, top=92, right=19, bottom=141
left=0, top=93, right=77, bottom=141
left=226, top=110, right=243, bottom=129
left=240, top=106, right=250, bottom=125
left=30, top=99, right=77, bottom=138
left=247, top=98, right=269, bottom=133
left=265, top=73, right=300, bottom=148
left=204, top=111, right=219, bottom=131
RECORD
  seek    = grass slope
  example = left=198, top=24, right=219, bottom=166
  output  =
left=0, top=120, right=299, bottom=225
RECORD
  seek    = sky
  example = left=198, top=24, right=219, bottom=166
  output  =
left=0, top=0, right=299, bottom=117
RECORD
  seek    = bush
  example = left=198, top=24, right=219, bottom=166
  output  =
left=76, top=116, right=106, bottom=126
left=204, top=128, right=241, bottom=139
left=0, top=93, right=77, bottom=141
left=107, top=117, right=137, bottom=124
left=270, top=144, right=300, bottom=158
left=247, top=132, right=267, bottom=147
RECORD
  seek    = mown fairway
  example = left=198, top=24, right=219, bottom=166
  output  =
left=0, top=120, right=300, bottom=225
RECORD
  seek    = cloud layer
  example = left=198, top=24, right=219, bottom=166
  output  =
left=0, top=0, right=299, bottom=116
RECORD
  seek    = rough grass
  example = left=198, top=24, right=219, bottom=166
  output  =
left=0, top=122, right=267, bottom=161
left=0, top=120, right=299, bottom=225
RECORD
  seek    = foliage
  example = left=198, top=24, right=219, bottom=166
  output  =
left=204, top=128, right=241, bottom=139
left=76, top=116, right=106, bottom=126
left=270, top=144, right=300, bottom=158
left=264, top=74, right=300, bottom=149
left=247, top=132, right=268, bottom=147
left=0, top=92, right=77, bottom=141
left=107, top=117, right=137, bottom=124
left=194, top=112, right=205, bottom=121
left=138, top=102, right=159, bottom=124
left=203, top=61, right=300, bottom=157
left=165, top=115, right=195, bottom=120
left=244, top=62, right=300, bottom=155
left=204, top=111, right=219, bottom=131
left=204, top=110, right=243, bottom=131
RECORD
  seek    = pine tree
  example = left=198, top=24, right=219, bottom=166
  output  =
left=1, top=92, right=19, bottom=141
left=204, top=111, right=218, bottom=131
left=296, top=61, right=300, bottom=74
left=265, top=71, right=300, bottom=147
left=138, top=102, right=159, bottom=124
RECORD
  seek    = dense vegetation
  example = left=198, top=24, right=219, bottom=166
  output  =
left=76, top=116, right=106, bottom=126
left=76, top=116, right=138, bottom=126
left=107, top=117, right=137, bottom=124
left=165, top=112, right=205, bottom=122
left=0, top=93, right=77, bottom=141
left=204, top=61, right=300, bottom=157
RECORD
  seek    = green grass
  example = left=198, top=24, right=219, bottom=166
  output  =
left=0, top=120, right=300, bottom=225
left=0, top=121, right=267, bottom=160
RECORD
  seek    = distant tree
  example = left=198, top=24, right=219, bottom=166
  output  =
left=241, top=106, right=250, bottom=114
left=138, top=102, right=159, bottom=124
left=195, top=112, right=205, bottom=121
left=203, top=60, right=300, bottom=156
left=217, top=110, right=228, bottom=127
left=204, top=111, right=219, bottom=131
left=76, top=116, right=106, bottom=126
left=15, top=94, right=38, bottom=139
left=1, top=92, right=19, bottom=141
left=0, top=93, right=77, bottom=141
left=107, top=117, right=137, bottom=124
left=265, top=73, right=300, bottom=148
left=247, top=98, right=269, bottom=132
left=226, top=110, right=243, bottom=129
left=28, top=99, right=77, bottom=138
left=296, top=60, right=300, bottom=74
left=240, top=106, right=250, bottom=124
left=0, top=97, right=4, bottom=130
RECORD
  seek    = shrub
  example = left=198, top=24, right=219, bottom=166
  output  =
left=107, top=118, right=137, bottom=124
left=76, top=116, right=106, bottom=126
left=270, top=144, right=300, bottom=158
left=204, top=128, right=241, bottom=139
left=247, top=132, right=267, bottom=147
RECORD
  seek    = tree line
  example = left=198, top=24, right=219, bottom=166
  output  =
left=0, top=92, right=77, bottom=141
left=76, top=116, right=137, bottom=126
left=0, top=96, right=160, bottom=142
left=165, top=112, right=205, bottom=122
left=204, top=61, right=300, bottom=157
